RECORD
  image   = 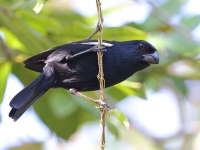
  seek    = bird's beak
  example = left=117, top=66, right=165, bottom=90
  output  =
left=143, top=51, right=159, bottom=64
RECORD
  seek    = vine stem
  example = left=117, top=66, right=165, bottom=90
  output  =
left=95, top=0, right=107, bottom=149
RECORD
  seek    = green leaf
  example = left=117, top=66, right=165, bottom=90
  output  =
left=181, top=15, right=200, bottom=30
left=34, top=89, right=99, bottom=139
left=171, top=77, right=188, bottom=97
left=33, top=92, right=80, bottom=139
left=106, top=86, right=129, bottom=101
left=0, top=9, right=53, bottom=54
left=0, top=61, right=11, bottom=103
left=12, top=63, right=39, bottom=85
left=119, top=80, right=142, bottom=89
left=103, top=26, right=147, bottom=40
left=107, top=120, right=119, bottom=139
left=33, top=0, right=46, bottom=14
left=114, top=81, right=146, bottom=99
left=51, top=21, right=147, bottom=41
left=48, top=90, right=78, bottom=118
left=1, top=28, right=26, bottom=52
left=110, top=108, right=129, bottom=130
left=161, top=0, right=186, bottom=16
left=10, top=142, right=42, bottom=150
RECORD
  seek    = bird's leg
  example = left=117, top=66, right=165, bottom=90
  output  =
left=84, top=25, right=100, bottom=42
left=69, top=88, right=102, bottom=105
left=69, top=88, right=109, bottom=109
left=65, top=46, right=106, bottom=60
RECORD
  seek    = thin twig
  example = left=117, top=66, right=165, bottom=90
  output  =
left=100, top=109, right=106, bottom=149
left=84, top=0, right=103, bottom=42
left=95, top=0, right=108, bottom=149
left=95, top=0, right=104, bottom=101
left=0, top=36, right=13, bottom=60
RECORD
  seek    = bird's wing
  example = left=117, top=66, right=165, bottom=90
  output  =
left=24, top=41, right=113, bottom=72
left=24, top=45, right=74, bottom=72
left=24, top=47, right=57, bottom=72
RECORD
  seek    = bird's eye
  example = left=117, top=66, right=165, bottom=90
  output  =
left=137, top=43, right=144, bottom=50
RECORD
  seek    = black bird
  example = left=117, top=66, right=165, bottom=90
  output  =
left=9, top=40, right=159, bottom=121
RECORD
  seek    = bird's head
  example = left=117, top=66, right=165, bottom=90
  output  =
left=137, top=40, right=159, bottom=65
left=126, top=40, right=159, bottom=64
left=119, top=40, right=159, bottom=73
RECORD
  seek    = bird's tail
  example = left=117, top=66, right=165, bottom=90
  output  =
left=9, top=72, right=56, bottom=121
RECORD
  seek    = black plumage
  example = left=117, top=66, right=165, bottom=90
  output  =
left=9, top=40, right=159, bottom=121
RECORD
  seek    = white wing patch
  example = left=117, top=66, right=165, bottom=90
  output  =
left=80, top=42, right=113, bottom=47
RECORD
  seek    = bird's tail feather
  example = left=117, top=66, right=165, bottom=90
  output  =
left=9, top=72, right=56, bottom=121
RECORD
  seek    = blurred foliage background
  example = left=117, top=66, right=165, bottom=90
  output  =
left=1, top=0, right=200, bottom=150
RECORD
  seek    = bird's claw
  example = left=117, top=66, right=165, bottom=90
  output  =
left=91, top=46, right=106, bottom=52
left=69, top=88, right=77, bottom=95
left=65, top=55, right=73, bottom=60
left=95, top=100, right=110, bottom=111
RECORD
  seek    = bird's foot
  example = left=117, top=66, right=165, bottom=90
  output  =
left=95, top=100, right=110, bottom=112
left=65, top=55, right=74, bottom=60
left=90, top=46, right=106, bottom=53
